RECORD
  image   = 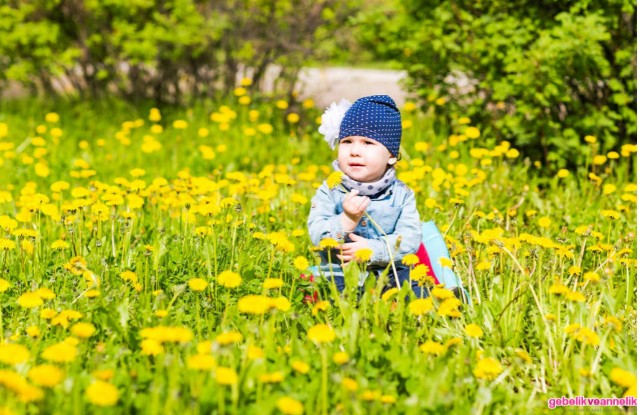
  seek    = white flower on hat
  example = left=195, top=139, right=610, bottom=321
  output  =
left=318, top=98, right=352, bottom=149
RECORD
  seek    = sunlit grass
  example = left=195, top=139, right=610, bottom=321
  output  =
left=0, top=93, right=636, bottom=414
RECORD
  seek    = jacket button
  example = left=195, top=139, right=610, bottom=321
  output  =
left=361, top=219, right=367, bottom=226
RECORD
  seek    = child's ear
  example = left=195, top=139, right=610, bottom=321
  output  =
left=388, top=157, right=397, bottom=166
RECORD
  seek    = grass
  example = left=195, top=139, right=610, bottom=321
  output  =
left=0, top=94, right=636, bottom=414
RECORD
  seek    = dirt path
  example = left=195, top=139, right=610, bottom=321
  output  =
left=2, top=66, right=410, bottom=107
left=296, top=67, right=408, bottom=108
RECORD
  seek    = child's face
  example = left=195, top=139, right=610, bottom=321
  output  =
left=337, top=136, right=394, bottom=183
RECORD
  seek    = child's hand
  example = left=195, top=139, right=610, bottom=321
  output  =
left=342, top=189, right=370, bottom=221
left=337, top=233, right=370, bottom=263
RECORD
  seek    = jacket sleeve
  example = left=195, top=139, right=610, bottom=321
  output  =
left=307, top=182, right=347, bottom=246
left=368, top=189, right=422, bottom=266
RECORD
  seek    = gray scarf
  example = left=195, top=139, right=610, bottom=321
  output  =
left=332, top=160, right=396, bottom=197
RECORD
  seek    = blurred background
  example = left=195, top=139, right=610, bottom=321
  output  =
left=0, top=0, right=636, bottom=166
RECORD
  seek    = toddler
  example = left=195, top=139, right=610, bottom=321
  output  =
left=307, top=95, right=425, bottom=297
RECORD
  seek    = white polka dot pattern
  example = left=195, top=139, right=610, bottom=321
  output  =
left=338, top=95, right=402, bottom=156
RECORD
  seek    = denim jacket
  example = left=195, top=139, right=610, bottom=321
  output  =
left=307, top=178, right=422, bottom=281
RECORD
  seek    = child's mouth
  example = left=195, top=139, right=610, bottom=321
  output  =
left=349, top=163, right=365, bottom=167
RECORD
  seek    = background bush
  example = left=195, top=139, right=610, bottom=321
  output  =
left=0, top=0, right=359, bottom=103
left=355, top=0, right=637, bottom=167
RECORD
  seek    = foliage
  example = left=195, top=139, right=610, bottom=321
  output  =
left=0, top=95, right=636, bottom=413
left=0, top=0, right=358, bottom=103
left=355, top=0, right=637, bottom=167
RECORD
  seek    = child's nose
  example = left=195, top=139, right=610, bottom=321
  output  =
left=349, top=142, right=362, bottom=155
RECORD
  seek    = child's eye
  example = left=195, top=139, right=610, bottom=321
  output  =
left=341, top=139, right=352, bottom=144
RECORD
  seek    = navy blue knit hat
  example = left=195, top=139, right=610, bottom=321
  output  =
left=338, top=95, right=402, bottom=156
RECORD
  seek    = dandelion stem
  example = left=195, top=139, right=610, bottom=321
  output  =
left=363, top=211, right=401, bottom=290
left=320, top=347, right=328, bottom=415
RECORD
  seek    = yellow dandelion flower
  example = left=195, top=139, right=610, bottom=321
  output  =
left=293, top=256, right=309, bottom=271
left=464, top=126, right=481, bottom=139
left=475, top=261, right=491, bottom=271
left=568, top=266, right=582, bottom=276
left=565, top=291, right=586, bottom=302
left=0, top=343, right=30, bottom=365
left=326, top=171, right=343, bottom=189
left=380, top=395, right=397, bottom=404
left=237, top=295, right=271, bottom=314
left=84, top=289, right=100, bottom=298
left=216, top=331, right=243, bottom=345
left=70, top=322, right=96, bottom=339
left=437, top=298, right=462, bottom=318
left=419, top=341, right=447, bottom=356
left=260, top=371, right=284, bottom=383
left=473, top=357, right=503, bottom=380
left=408, top=298, right=434, bottom=316
left=188, top=278, right=208, bottom=291
left=360, top=389, right=381, bottom=401
left=291, top=360, right=310, bottom=374
left=28, top=365, right=64, bottom=388
left=604, top=316, right=623, bottom=332
left=464, top=324, right=483, bottom=338
left=0, top=278, right=10, bottom=292
left=139, top=326, right=193, bottom=343
left=287, top=113, right=300, bottom=123
left=26, top=326, right=41, bottom=337
left=51, top=239, right=69, bottom=250
left=354, top=248, right=373, bottom=262
left=276, top=397, right=304, bottom=415
left=215, top=367, right=238, bottom=386
left=85, top=381, right=119, bottom=407
left=0, top=238, right=16, bottom=250
left=593, top=155, right=607, bottom=165
left=538, top=217, right=551, bottom=228
left=583, top=272, right=600, bottom=282
left=272, top=296, right=291, bottom=312
left=42, top=341, right=77, bottom=363
left=217, top=270, right=242, bottom=289
left=307, top=324, right=336, bottom=344
left=319, top=238, right=339, bottom=249
left=402, top=254, right=419, bottom=266
left=548, top=280, right=569, bottom=295
left=431, top=286, right=454, bottom=300
left=196, top=341, right=212, bottom=355
left=381, top=288, right=399, bottom=302
left=247, top=345, right=264, bottom=360
left=515, top=349, right=533, bottom=364
left=610, top=368, right=636, bottom=388
left=119, top=271, right=137, bottom=283
left=575, top=327, right=600, bottom=346
left=311, top=300, right=330, bottom=316
left=172, top=120, right=188, bottom=129
left=45, top=112, right=59, bottom=123
left=140, top=339, right=164, bottom=356
left=341, top=377, right=358, bottom=392
left=603, top=184, right=617, bottom=195
left=601, top=210, right=621, bottom=220
left=17, top=292, right=43, bottom=308
left=34, top=287, right=55, bottom=300
left=439, top=257, right=453, bottom=268
left=410, top=264, right=433, bottom=285
left=187, top=354, right=216, bottom=371
left=263, top=278, right=284, bottom=290
left=333, top=351, right=349, bottom=365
